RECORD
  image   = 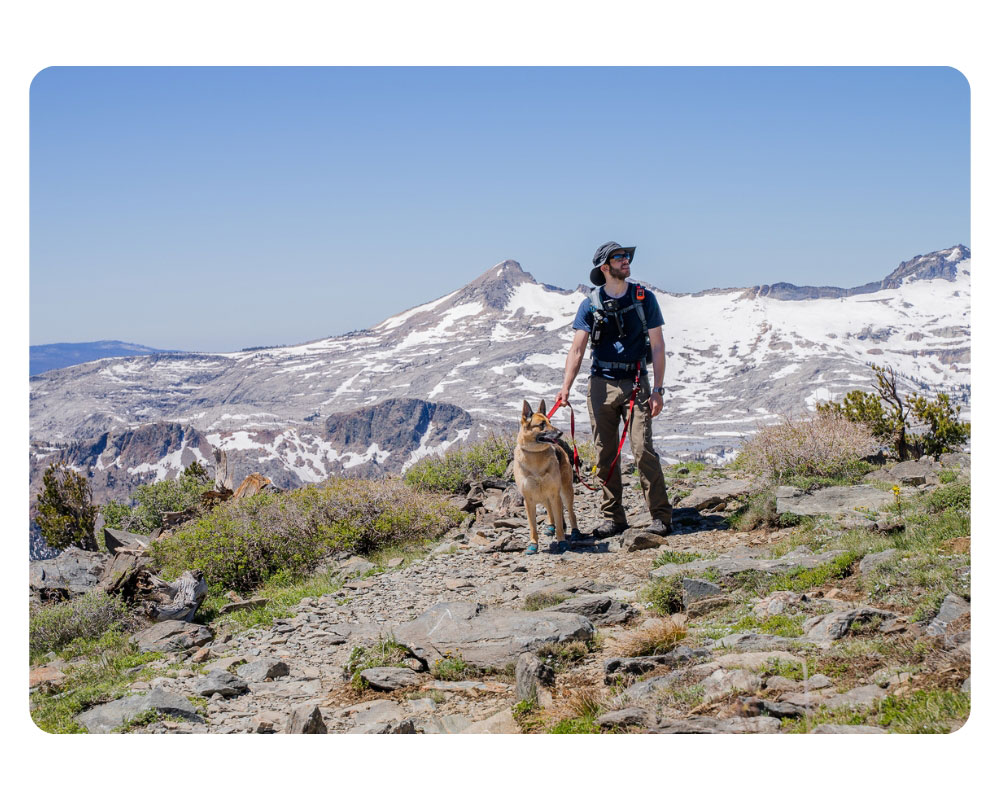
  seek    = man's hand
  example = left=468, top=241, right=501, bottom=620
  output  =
left=554, top=386, right=572, bottom=408
left=648, top=391, right=663, bottom=418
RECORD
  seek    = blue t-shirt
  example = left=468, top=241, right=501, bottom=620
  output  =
left=573, top=283, right=664, bottom=379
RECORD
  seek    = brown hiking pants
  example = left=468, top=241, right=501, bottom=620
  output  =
left=587, top=374, right=672, bottom=525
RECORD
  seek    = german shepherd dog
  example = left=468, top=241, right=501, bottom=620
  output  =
left=513, top=400, right=580, bottom=554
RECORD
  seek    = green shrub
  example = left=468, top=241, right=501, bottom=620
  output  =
left=523, top=592, right=568, bottom=611
left=35, top=462, right=99, bottom=551
left=151, top=478, right=463, bottom=593
left=403, top=432, right=514, bottom=493
left=639, top=575, right=684, bottom=615
left=344, top=637, right=411, bottom=691
left=30, top=592, right=134, bottom=657
left=727, top=490, right=778, bottom=531
left=926, top=482, right=970, bottom=513
left=909, top=394, right=970, bottom=457
left=738, top=414, right=882, bottom=483
left=102, top=463, right=213, bottom=535
left=430, top=656, right=475, bottom=681
left=769, top=551, right=860, bottom=593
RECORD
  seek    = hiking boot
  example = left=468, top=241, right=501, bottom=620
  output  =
left=591, top=520, right=628, bottom=539
left=646, top=518, right=672, bottom=536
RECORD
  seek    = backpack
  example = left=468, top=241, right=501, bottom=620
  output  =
left=588, top=281, right=652, bottom=370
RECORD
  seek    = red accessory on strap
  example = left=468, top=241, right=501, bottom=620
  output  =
left=548, top=362, right=642, bottom=492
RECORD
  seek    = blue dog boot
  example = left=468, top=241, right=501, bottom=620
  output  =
left=550, top=540, right=569, bottom=554
left=568, top=528, right=583, bottom=546
left=525, top=542, right=539, bottom=555
left=543, top=524, right=555, bottom=538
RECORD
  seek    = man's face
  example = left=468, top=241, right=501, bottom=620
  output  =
left=604, top=250, right=631, bottom=281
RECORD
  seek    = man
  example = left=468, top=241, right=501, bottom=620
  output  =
left=554, top=241, right=673, bottom=537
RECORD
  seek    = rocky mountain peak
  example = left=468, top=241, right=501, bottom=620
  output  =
left=880, top=245, right=969, bottom=289
left=457, top=260, right=536, bottom=310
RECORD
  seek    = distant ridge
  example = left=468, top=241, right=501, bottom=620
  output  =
left=30, top=340, right=181, bottom=376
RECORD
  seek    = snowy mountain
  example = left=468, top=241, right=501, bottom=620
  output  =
left=29, top=245, right=970, bottom=509
left=29, top=340, right=180, bottom=376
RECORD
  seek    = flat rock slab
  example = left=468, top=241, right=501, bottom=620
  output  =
left=810, top=724, right=887, bottom=734
left=546, top=594, right=635, bottom=626
left=392, top=601, right=594, bottom=668
left=597, top=708, right=652, bottom=729
left=802, top=607, right=895, bottom=647
left=462, top=708, right=520, bottom=734
left=650, top=716, right=780, bottom=734
left=651, top=547, right=848, bottom=580
left=700, top=668, right=762, bottom=702
left=604, top=646, right=710, bottom=680
left=775, top=485, right=894, bottom=516
left=131, top=620, right=213, bottom=653
left=220, top=598, right=269, bottom=614
left=360, top=667, right=424, bottom=691
left=623, top=531, right=667, bottom=552
left=711, top=633, right=800, bottom=652
left=822, top=684, right=886, bottom=710
left=714, top=651, right=804, bottom=671
left=75, top=687, right=202, bottom=733
left=675, top=480, right=754, bottom=511
left=859, top=549, right=899, bottom=574
left=683, top=578, right=723, bottom=606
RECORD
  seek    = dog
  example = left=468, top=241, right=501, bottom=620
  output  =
left=513, top=399, right=580, bottom=554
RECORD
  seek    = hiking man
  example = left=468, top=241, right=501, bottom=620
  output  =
left=554, top=241, right=673, bottom=538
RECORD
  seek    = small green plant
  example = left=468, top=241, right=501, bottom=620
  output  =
left=769, top=551, right=860, bottom=593
left=732, top=612, right=806, bottom=638
left=639, top=575, right=684, bottom=615
left=344, top=637, right=411, bottom=691
left=523, top=592, right=568, bottom=611
left=35, top=462, right=99, bottom=551
left=727, top=490, right=778, bottom=531
left=925, top=482, right=970, bottom=513
left=652, top=549, right=701, bottom=567
left=430, top=655, right=475, bottom=681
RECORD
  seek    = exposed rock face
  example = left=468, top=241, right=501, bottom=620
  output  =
left=130, top=620, right=214, bottom=653
left=74, top=688, right=202, bottom=733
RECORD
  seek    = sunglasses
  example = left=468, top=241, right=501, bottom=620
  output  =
left=609, top=253, right=631, bottom=262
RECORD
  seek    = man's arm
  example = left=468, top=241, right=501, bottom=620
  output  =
left=554, top=329, right=590, bottom=407
left=648, top=326, right=665, bottom=417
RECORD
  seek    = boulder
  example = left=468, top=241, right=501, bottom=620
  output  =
left=285, top=703, right=327, bottom=734
left=674, top=480, right=754, bottom=511
left=622, top=530, right=667, bottom=552
left=802, top=607, right=895, bottom=647
left=887, top=460, right=940, bottom=486
left=463, top=708, right=520, bottom=734
left=711, top=633, right=798, bottom=652
left=682, top=578, right=723, bottom=608
left=102, top=528, right=150, bottom=555
left=699, top=668, right=762, bottom=702
left=74, top=687, right=202, bottom=733
left=546, top=594, right=635, bottom=625
left=131, top=620, right=213, bottom=653
left=359, top=667, right=423, bottom=691
left=220, top=598, right=269, bottom=615
left=649, top=716, right=779, bottom=734
left=752, top=590, right=808, bottom=618
left=604, top=646, right=710, bottom=681
left=236, top=658, right=290, bottom=682
left=596, top=707, right=651, bottom=729
left=392, top=601, right=594, bottom=669
left=515, top=652, right=554, bottom=704
left=927, top=593, right=970, bottom=637
left=775, top=485, right=894, bottom=517
left=337, top=557, right=377, bottom=580
left=194, top=668, right=249, bottom=698
left=29, top=547, right=110, bottom=600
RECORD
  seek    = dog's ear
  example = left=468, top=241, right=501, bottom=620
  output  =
left=537, top=399, right=547, bottom=416
left=521, top=400, right=532, bottom=420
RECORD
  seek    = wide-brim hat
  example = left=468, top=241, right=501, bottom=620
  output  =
left=590, top=241, right=636, bottom=285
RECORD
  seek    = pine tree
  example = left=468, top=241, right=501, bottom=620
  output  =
left=35, top=462, right=99, bottom=551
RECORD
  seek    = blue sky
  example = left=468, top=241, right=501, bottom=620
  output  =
left=30, top=66, right=970, bottom=353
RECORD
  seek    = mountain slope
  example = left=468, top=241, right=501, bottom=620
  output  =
left=29, top=246, right=970, bottom=506
left=29, top=340, right=180, bottom=376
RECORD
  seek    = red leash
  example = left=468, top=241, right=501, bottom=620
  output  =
left=547, top=364, right=642, bottom=492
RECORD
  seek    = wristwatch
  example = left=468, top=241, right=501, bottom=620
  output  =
left=653, top=387, right=665, bottom=396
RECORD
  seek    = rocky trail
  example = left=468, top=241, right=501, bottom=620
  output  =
left=38, top=455, right=971, bottom=734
